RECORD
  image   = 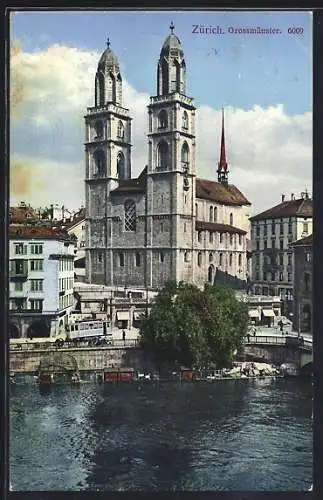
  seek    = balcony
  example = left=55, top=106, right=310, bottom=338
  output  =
left=9, top=270, right=28, bottom=280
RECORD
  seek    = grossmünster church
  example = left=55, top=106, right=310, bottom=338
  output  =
left=84, top=23, right=252, bottom=290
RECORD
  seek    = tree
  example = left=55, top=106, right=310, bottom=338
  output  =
left=139, top=281, right=249, bottom=370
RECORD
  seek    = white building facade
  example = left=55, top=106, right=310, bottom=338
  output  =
left=250, top=192, right=313, bottom=315
left=9, top=226, right=76, bottom=338
left=85, top=25, right=251, bottom=290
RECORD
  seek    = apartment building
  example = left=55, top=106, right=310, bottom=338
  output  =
left=250, top=192, right=313, bottom=316
left=291, top=233, right=312, bottom=334
left=9, top=225, right=76, bottom=339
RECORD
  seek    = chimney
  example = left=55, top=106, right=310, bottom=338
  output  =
left=281, top=194, right=285, bottom=203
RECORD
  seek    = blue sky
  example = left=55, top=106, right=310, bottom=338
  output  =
left=10, top=10, right=312, bottom=212
left=12, top=10, right=312, bottom=113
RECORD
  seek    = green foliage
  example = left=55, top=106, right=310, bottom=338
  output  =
left=139, top=281, right=249, bottom=369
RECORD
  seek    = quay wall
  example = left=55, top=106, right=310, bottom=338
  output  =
left=10, top=346, right=154, bottom=374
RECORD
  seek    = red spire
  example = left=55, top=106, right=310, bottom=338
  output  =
left=217, top=107, right=229, bottom=184
left=219, top=107, right=227, bottom=171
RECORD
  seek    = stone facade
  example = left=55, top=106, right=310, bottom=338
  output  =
left=85, top=27, right=251, bottom=290
left=291, top=234, right=312, bottom=333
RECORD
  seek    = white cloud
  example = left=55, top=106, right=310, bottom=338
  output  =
left=10, top=43, right=312, bottom=214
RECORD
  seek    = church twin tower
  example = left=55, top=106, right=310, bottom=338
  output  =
left=84, top=24, right=243, bottom=288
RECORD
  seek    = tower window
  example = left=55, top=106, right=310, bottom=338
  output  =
left=238, top=254, right=242, bottom=267
left=117, top=121, right=124, bottom=139
left=160, top=252, right=165, bottom=263
left=182, top=111, right=189, bottom=130
left=157, top=141, right=169, bottom=170
left=219, top=253, right=223, bottom=266
left=209, top=232, right=213, bottom=243
left=239, top=234, right=242, bottom=245
left=181, top=142, right=189, bottom=172
left=124, top=199, right=136, bottom=232
left=230, top=213, right=233, bottom=225
left=93, top=149, right=106, bottom=177
left=198, top=231, right=202, bottom=243
left=197, top=252, right=202, bottom=267
left=220, top=233, right=223, bottom=244
left=158, top=110, right=168, bottom=129
left=96, top=72, right=105, bottom=106
left=209, top=206, right=213, bottom=222
left=195, top=203, right=198, bottom=219
left=214, top=207, right=217, bottom=222
left=117, top=152, right=126, bottom=180
left=209, top=252, right=213, bottom=262
left=184, top=250, right=190, bottom=262
left=229, top=253, right=233, bottom=266
left=94, top=121, right=104, bottom=139
left=135, top=253, right=141, bottom=267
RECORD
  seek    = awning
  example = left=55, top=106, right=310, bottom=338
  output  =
left=133, top=310, right=145, bottom=321
left=116, top=311, right=129, bottom=321
left=248, top=309, right=260, bottom=319
left=262, top=309, right=275, bottom=317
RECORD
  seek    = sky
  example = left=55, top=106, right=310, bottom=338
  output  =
left=10, top=10, right=312, bottom=214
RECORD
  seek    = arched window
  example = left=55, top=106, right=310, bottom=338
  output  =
left=209, top=232, right=213, bottom=243
left=195, top=203, right=198, bottom=219
left=117, top=152, right=125, bottom=180
left=124, top=199, right=136, bottom=232
left=161, top=58, right=169, bottom=95
left=198, top=231, right=202, bottom=243
left=157, top=141, right=169, bottom=170
left=117, top=121, right=124, bottom=139
left=220, top=233, right=223, bottom=243
left=181, top=142, right=189, bottom=171
left=208, top=265, right=214, bottom=284
left=135, top=252, right=141, bottom=267
left=197, top=252, right=202, bottom=267
left=93, top=149, right=106, bottom=177
left=230, top=234, right=233, bottom=245
left=238, top=254, right=242, bottom=267
left=184, top=250, right=190, bottom=262
left=160, top=252, right=165, bottom=263
left=219, top=253, right=223, bottom=266
left=182, top=111, right=189, bottom=130
left=230, top=213, right=233, bottom=225
left=96, top=72, right=105, bottom=106
left=214, top=207, right=217, bottom=222
left=209, top=252, right=213, bottom=262
left=229, top=253, right=233, bottom=266
left=158, top=110, right=168, bottom=129
left=209, top=206, right=213, bottom=222
left=94, top=121, right=104, bottom=139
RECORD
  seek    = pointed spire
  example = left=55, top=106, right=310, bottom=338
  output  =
left=106, top=37, right=110, bottom=49
left=219, top=107, right=227, bottom=170
left=170, top=21, right=175, bottom=34
left=217, top=107, right=229, bottom=184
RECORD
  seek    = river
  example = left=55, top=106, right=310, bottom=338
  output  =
left=10, top=375, right=312, bottom=491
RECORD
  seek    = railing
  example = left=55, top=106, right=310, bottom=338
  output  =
left=245, top=335, right=312, bottom=351
left=10, top=338, right=139, bottom=352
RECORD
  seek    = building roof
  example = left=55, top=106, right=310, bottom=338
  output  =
left=196, top=178, right=251, bottom=206
left=9, top=225, right=75, bottom=242
left=290, top=233, right=313, bottom=247
left=250, top=197, right=313, bottom=221
left=196, top=221, right=247, bottom=235
left=110, top=166, right=147, bottom=196
left=9, top=205, right=38, bottom=223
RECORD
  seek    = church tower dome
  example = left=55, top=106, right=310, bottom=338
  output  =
left=95, top=38, right=122, bottom=106
left=157, top=22, right=186, bottom=96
